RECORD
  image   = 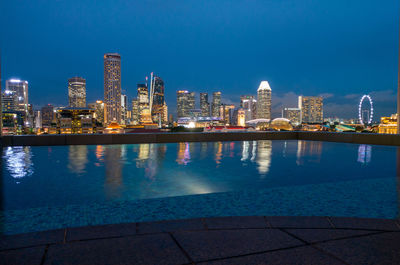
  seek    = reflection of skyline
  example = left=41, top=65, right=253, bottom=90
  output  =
left=3, top=146, right=34, bottom=182
left=215, top=142, right=223, bottom=166
left=104, top=146, right=123, bottom=198
left=241, top=140, right=272, bottom=175
left=68, top=145, right=88, bottom=174
left=357, top=144, right=372, bottom=164
left=296, top=140, right=322, bottom=165
left=176, top=142, right=191, bottom=165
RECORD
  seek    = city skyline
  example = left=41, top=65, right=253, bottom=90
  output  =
left=0, top=0, right=398, bottom=119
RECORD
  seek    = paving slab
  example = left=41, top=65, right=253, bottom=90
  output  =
left=267, top=216, right=332, bottom=228
left=330, top=217, right=400, bottom=231
left=198, top=245, right=346, bottom=265
left=0, top=246, right=46, bottom=265
left=44, top=233, right=189, bottom=265
left=205, top=216, right=268, bottom=229
left=315, top=232, right=400, bottom=265
left=137, top=218, right=205, bottom=234
left=66, top=223, right=137, bottom=241
left=0, top=229, right=65, bottom=251
left=285, top=228, right=379, bottom=243
left=173, top=229, right=303, bottom=262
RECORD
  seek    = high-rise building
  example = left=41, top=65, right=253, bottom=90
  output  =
left=121, top=94, right=127, bottom=125
left=237, top=108, right=245, bottom=126
left=131, top=98, right=139, bottom=125
left=283, top=107, right=301, bottom=125
left=240, top=95, right=257, bottom=121
left=211, top=92, right=221, bottom=117
left=6, top=79, right=29, bottom=114
left=256, top=81, right=272, bottom=120
left=177, top=90, right=195, bottom=118
left=137, top=83, right=150, bottom=123
left=150, top=75, right=166, bottom=124
left=200, top=93, right=210, bottom=117
left=298, top=96, right=323, bottom=123
left=68, top=77, right=86, bottom=108
left=103, top=53, right=121, bottom=124
left=219, top=104, right=235, bottom=125
left=1, top=90, right=17, bottom=112
left=41, top=104, right=55, bottom=127
left=88, top=100, right=106, bottom=126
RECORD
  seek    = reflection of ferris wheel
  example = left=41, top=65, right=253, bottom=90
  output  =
left=358, top=95, right=374, bottom=125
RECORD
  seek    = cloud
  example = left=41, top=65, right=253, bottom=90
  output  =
left=318, top=93, right=334, bottom=99
left=344, top=93, right=360, bottom=99
left=370, top=90, right=396, bottom=102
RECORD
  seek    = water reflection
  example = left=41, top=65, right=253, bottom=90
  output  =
left=3, top=146, right=33, bottom=182
left=136, top=144, right=167, bottom=181
left=68, top=145, right=88, bottom=174
left=176, top=143, right=191, bottom=165
left=241, top=140, right=272, bottom=175
left=215, top=142, right=223, bottom=166
left=357, top=144, right=372, bottom=164
left=104, top=146, right=123, bottom=198
left=296, top=141, right=322, bottom=165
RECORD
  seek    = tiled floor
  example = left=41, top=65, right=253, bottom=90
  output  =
left=1, top=216, right=400, bottom=265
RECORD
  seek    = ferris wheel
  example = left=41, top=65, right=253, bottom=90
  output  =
left=358, top=95, right=374, bottom=125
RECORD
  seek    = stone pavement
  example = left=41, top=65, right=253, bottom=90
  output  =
left=1, top=216, right=400, bottom=265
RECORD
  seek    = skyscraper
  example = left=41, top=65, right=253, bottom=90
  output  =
left=177, top=90, right=195, bottom=118
left=256, top=81, right=272, bottom=120
left=68, top=77, right=86, bottom=108
left=103, top=53, right=121, bottom=124
left=283, top=107, right=301, bottom=125
left=121, top=94, right=127, bottom=125
left=6, top=79, right=29, bottom=115
left=137, top=83, right=150, bottom=123
left=41, top=104, right=55, bottom=127
left=150, top=75, right=166, bottom=124
left=298, top=96, right=323, bottom=123
left=211, top=92, right=221, bottom=117
left=240, top=95, right=257, bottom=121
left=200, top=93, right=210, bottom=117
left=131, top=98, right=139, bottom=125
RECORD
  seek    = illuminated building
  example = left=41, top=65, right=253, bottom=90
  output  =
left=121, top=94, right=127, bottom=125
left=200, top=93, right=210, bottom=117
left=34, top=110, right=41, bottom=130
left=219, top=104, right=235, bottom=125
left=378, top=114, right=397, bottom=134
left=282, top=107, right=301, bottom=125
left=56, top=108, right=95, bottom=134
left=240, top=95, right=257, bottom=121
left=6, top=79, right=29, bottom=115
left=298, top=96, right=323, bottom=123
left=41, top=104, right=55, bottom=127
left=256, top=81, right=272, bottom=120
left=237, top=108, right=245, bottom=126
left=104, top=121, right=125, bottom=134
left=162, top=104, right=168, bottom=124
left=68, top=77, right=86, bottom=107
left=2, top=112, right=19, bottom=135
left=177, top=90, right=195, bottom=118
left=1, top=90, right=17, bottom=112
left=150, top=75, right=166, bottom=125
left=88, top=100, right=106, bottom=126
left=211, top=92, right=221, bottom=117
left=131, top=98, right=139, bottom=125
left=270, top=118, right=293, bottom=131
left=137, top=83, right=150, bottom=123
left=104, top=53, right=121, bottom=124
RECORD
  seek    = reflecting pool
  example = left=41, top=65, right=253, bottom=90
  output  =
left=1, top=140, right=399, bottom=234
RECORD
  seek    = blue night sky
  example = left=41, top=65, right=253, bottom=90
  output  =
left=1, top=0, right=399, bottom=119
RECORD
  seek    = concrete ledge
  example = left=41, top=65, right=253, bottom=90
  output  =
left=1, top=131, right=400, bottom=147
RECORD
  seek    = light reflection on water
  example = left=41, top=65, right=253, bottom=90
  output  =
left=1, top=140, right=398, bottom=212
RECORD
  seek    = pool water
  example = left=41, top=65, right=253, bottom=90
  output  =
left=1, top=140, right=399, bottom=234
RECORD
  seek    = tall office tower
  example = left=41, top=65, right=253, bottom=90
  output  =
left=137, top=83, right=150, bottom=123
left=283, top=107, right=301, bottom=125
left=219, top=104, right=235, bottom=125
left=176, top=90, right=195, bottom=118
left=88, top=100, right=106, bottom=126
left=237, top=108, right=245, bottom=126
left=68, top=77, right=86, bottom=107
left=1, top=90, right=17, bottom=112
left=121, top=94, right=127, bottom=125
left=131, top=98, right=139, bottom=125
left=162, top=104, right=168, bottom=124
left=103, top=53, right=121, bottom=124
left=256, top=81, right=272, bottom=119
left=34, top=110, right=42, bottom=129
left=298, top=96, right=323, bottom=123
left=41, top=104, right=55, bottom=127
left=6, top=79, right=29, bottom=114
left=240, top=95, right=257, bottom=121
left=200, top=93, right=210, bottom=117
left=150, top=75, right=166, bottom=124
left=211, top=92, right=221, bottom=117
